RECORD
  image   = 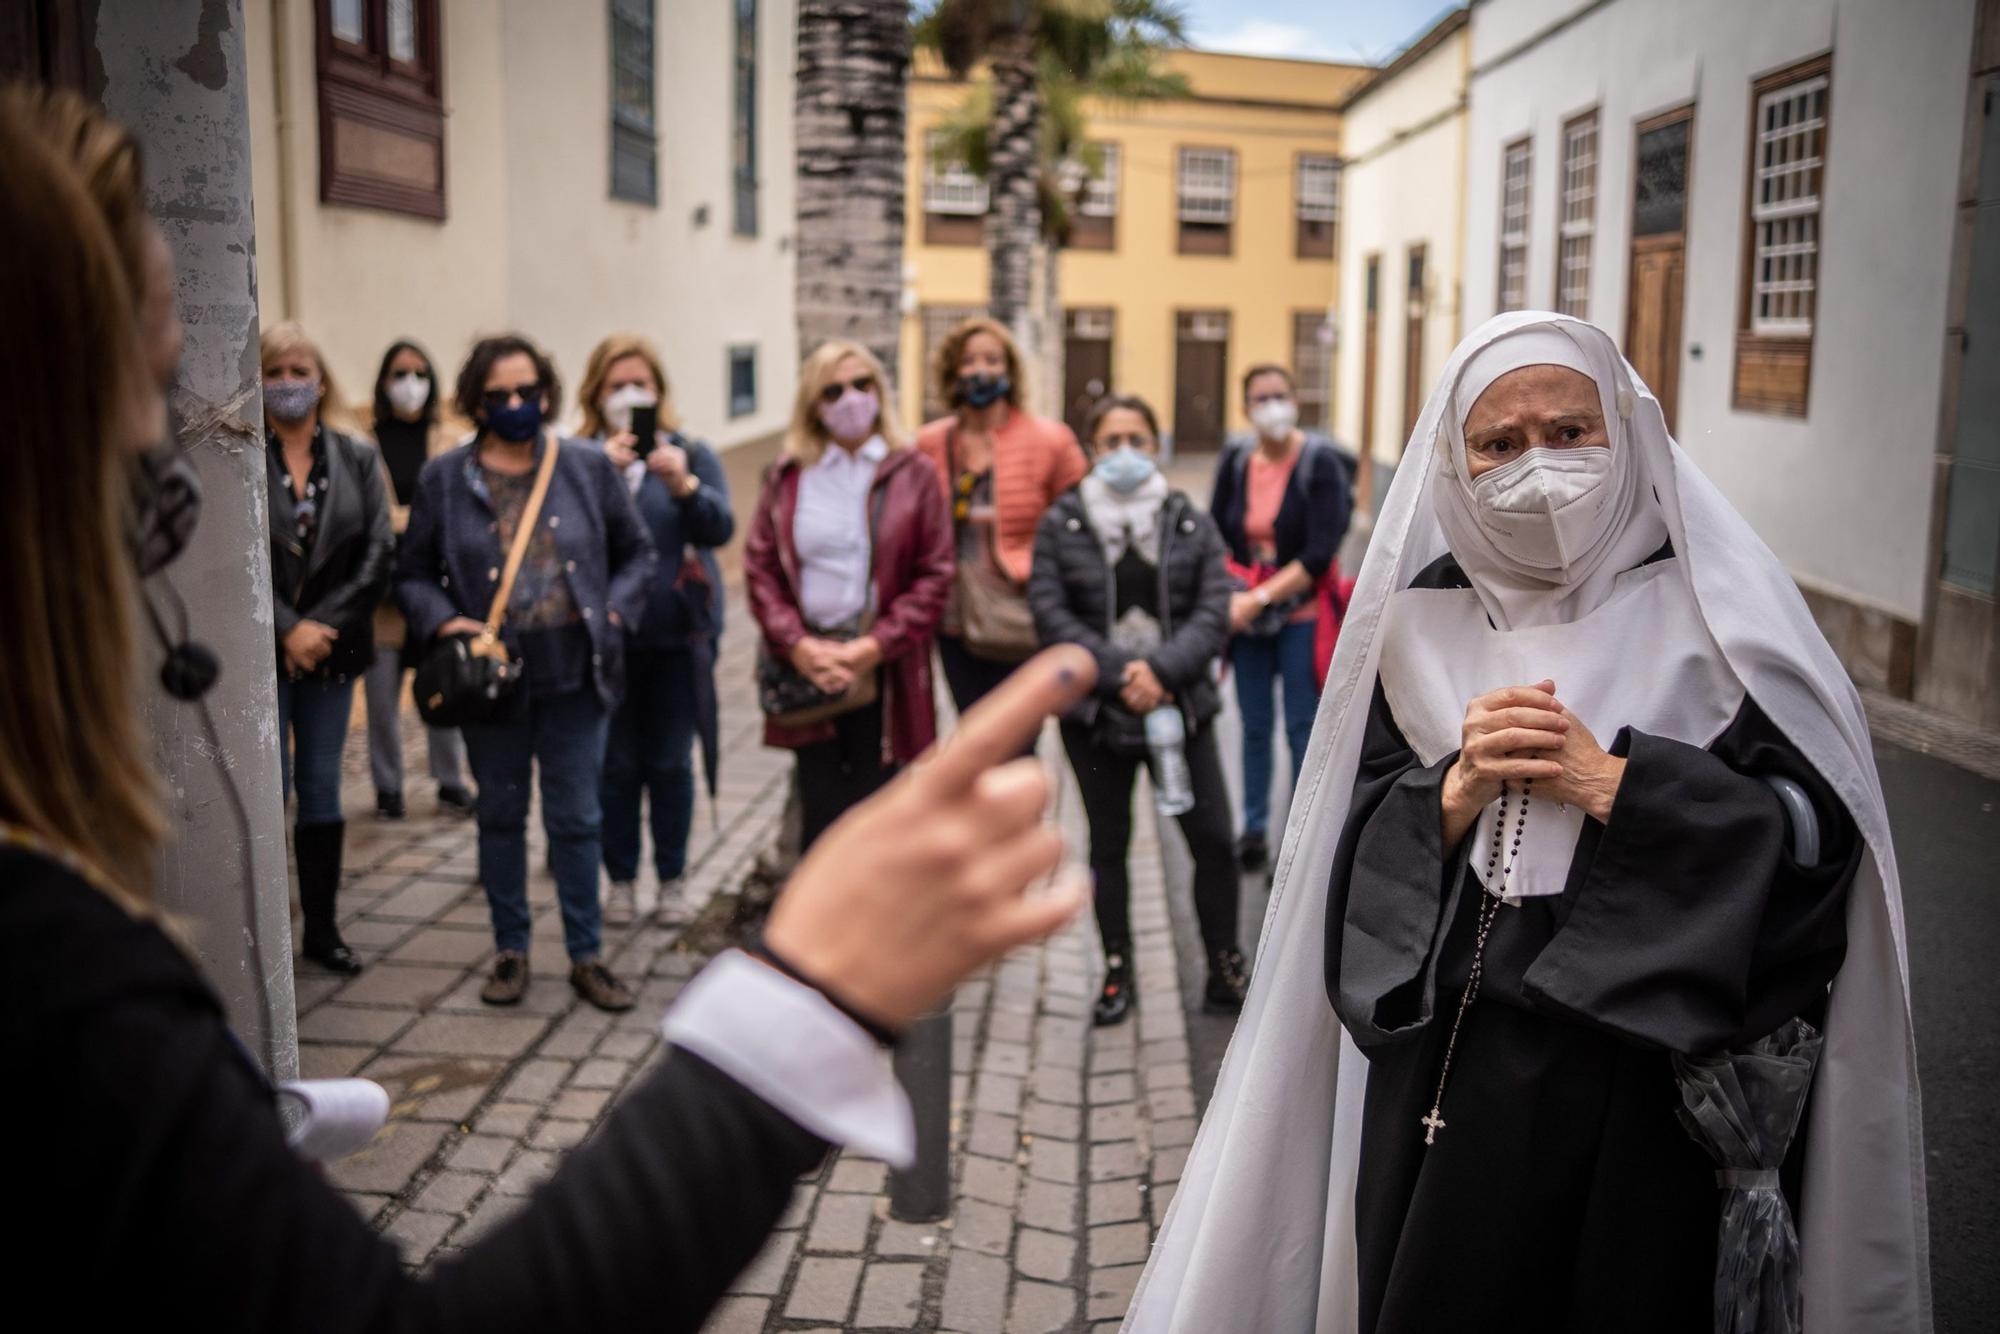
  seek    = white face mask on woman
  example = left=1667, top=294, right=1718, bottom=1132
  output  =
left=1467, top=445, right=1618, bottom=577
left=1249, top=399, right=1298, bottom=442
left=602, top=382, right=659, bottom=435
left=385, top=372, right=430, bottom=420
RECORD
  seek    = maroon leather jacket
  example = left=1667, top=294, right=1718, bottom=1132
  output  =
left=744, top=446, right=953, bottom=762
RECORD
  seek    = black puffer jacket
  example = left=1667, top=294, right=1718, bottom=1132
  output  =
left=267, top=426, right=394, bottom=681
left=1027, top=486, right=1233, bottom=737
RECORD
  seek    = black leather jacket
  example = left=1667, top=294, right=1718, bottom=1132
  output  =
left=267, top=426, right=394, bottom=680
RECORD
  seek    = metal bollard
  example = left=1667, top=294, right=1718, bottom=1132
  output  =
left=889, top=1004, right=954, bottom=1222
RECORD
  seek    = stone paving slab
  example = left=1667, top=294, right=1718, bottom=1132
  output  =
left=300, top=591, right=1211, bottom=1330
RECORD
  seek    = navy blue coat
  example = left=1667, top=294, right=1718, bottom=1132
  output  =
left=1208, top=432, right=1354, bottom=580
left=396, top=436, right=657, bottom=709
left=592, top=432, right=735, bottom=651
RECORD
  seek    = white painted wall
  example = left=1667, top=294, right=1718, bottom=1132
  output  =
left=1334, top=21, right=1469, bottom=469
left=1462, top=0, right=1975, bottom=619
left=244, top=0, right=795, bottom=450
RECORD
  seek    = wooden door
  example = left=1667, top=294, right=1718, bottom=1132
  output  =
left=1173, top=310, right=1230, bottom=451
left=1402, top=244, right=1428, bottom=444
left=1626, top=106, right=1693, bottom=432
left=1063, top=308, right=1115, bottom=440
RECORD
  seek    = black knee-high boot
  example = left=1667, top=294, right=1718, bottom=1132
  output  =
left=297, top=821, right=362, bottom=974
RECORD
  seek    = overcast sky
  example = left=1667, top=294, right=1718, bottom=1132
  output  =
left=1177, top=0, right=1461, bottom=66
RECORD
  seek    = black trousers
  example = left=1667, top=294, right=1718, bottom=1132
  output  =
left=939, top=635, right=1037, bottom=760
left=795, top=698, right=893, bottom=853
left=1059, top=717, right=1240, bottom=956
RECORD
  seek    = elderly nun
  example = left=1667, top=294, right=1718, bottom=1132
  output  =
left=1126, top=314, right=1930, bottom=1333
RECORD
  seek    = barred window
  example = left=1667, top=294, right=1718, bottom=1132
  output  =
left=923, top=131, right=989, bottom=215
left=1750, top=74, right=1828, bottom=335
left=1498, top=138, right=1532, bottom=312
left=1557, top=113, right=1597, bottom=319
left=1079, top=143, right=1120, bottom=217
left=1297, top=155, right=1340, bottom=223
left=610, top=0, right=657, bottom=205
left=1178, top=148, right=1237, bottom=224
left=1291, top=311, right=1333, bottom=430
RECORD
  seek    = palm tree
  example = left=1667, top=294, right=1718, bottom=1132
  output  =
left=917, top=0, right=1188, bottom=407
left=795, top=0, right=912, bottom=379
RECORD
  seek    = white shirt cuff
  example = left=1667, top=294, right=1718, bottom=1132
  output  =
left=659, top=950, right=915, bottom=1168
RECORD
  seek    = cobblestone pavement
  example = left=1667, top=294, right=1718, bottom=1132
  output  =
left=308, top=593, right=1199, bottom=1331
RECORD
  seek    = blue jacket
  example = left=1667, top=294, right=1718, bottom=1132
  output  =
left=396, top=436, right=657, bottom=709
left=1209, top=431, right=1354, bottom=580
left=589, top=433, right=735, bottom=651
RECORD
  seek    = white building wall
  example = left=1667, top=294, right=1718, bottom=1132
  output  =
left=244, top=0, right=796, bottom=450
left=1335, top=22, right=1469, bottom=471
left=1463, top=0, right=1975, bottom=620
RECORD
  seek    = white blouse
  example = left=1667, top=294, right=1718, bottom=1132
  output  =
left=794, top=435, right=888, bottom=627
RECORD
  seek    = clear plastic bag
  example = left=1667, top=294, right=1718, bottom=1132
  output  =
left=1672, top=1017, right=1824, bottom=1334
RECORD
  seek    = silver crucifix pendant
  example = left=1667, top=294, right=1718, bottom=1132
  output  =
left=1421, top=1106, right=1446, bottom=1145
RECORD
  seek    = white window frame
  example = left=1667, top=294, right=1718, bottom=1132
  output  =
left=1297, top=154, right=1340, bottom=224
left=1498, top=138, right=1532, bottom=313
left=923, top=130, right=988, bottom=216
left=1059, top=142, right=1120, bottom=218
left=1178, top=147, right=1236, bottom=224
left=1749, top=73, right=1828, bottom=336
left=1556, top=113, right=1596, bottom=319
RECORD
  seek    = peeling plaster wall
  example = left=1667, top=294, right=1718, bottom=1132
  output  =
left=95, top=0, right=299, bottom=1078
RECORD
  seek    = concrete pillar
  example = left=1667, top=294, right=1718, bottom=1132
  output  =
left=94, top=0, right=298, bottom=1079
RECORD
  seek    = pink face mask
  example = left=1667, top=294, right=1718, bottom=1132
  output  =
left=818, top=388, right=880, bottom=443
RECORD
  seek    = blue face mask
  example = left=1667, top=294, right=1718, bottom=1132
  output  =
left=955, top=373, right=1011, bottom=410
left=484, top=398, right=544, bottom=444
left=1093, top=446, right=1157, bottom=494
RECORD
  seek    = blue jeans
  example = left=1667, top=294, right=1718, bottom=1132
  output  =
left=461, top=689, right=610, bottom=961
left=277, top=674, right=357, bottom=825
left=1230, top=619, right=1320, bottom=836
left=601, top=647, right=697, bottom=884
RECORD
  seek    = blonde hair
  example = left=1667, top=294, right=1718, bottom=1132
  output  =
left=932, top=315, right=1027, bottom=413
left=260, top=320, right=355, bottom=432
left=0, top=86, right=166, bottom=910
left=576, top=332, right=682, bottom=439
left=784, top=339, right=908, bottom=464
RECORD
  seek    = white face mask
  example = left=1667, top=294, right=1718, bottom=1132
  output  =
left=386, top=372, right=430, bottom=419
left=1468, top=446, right=1618, bottom=577
left=1249, top=399, right=1298, bottom=442
left=602, top=383, right=658, bottom=435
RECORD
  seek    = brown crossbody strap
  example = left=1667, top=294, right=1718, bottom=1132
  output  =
left=478, top=433, right=559, bottom=649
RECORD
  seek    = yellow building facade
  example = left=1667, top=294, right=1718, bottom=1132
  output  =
left=901, top=49, right=1371, bottom=450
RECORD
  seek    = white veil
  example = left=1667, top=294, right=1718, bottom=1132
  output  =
left=1124, top=312, right=1931, bottom=1333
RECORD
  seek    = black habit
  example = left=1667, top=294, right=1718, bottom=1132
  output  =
left=1326, top=554, right=1860, bottom=1334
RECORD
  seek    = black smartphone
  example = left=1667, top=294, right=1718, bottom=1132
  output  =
left=631, top=403, right=659, bottom=456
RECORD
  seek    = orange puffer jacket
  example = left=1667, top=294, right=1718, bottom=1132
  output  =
left=916, top=410, right=1086, bottom=585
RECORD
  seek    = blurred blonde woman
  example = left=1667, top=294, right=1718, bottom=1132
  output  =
left=262, top=320, right=394, bottom=974
left=575, top=334, right=734, bottom=926
left=915, top=316, right=1084, bottom=719
left=744, top=340, right=953, bottom=850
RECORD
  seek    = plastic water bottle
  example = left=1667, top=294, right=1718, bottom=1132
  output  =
left=1146, top=706, right=1195, bottom=816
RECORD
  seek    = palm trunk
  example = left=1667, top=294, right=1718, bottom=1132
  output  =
left=985, top=28, right=1043, bottom=378
left=1040, top=233, right=1064, bottom=420
left=795, top=0, right=910, bottom=380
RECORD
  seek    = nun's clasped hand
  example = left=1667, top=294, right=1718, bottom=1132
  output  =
left=1442, top=679, right=1627, bottom=846
left=764, top=645, right=1097, bottom=1032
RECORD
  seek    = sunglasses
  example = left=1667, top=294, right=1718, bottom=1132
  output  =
left=481, top=382, right=541, bottom=410
left=819, top=375, right=876, bottom=404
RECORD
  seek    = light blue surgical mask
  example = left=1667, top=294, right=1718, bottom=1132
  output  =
left=1093, top=446, right=1157, bottom=494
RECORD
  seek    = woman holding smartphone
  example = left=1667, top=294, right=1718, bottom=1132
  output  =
left=576, top=334, right=734, bottom=928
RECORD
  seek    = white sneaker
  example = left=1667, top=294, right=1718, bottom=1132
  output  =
left=654, top=877, right=691, bottom=927
left=604, top=880, right=637, bottom=927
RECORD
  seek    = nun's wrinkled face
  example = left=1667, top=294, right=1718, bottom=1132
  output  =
left=1463, top=364, right=1606, bottom=478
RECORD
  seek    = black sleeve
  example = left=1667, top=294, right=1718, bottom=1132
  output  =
left=1147, top=513, right=1233, bottom=692
left=1323, top=681, right=1466, bottom=1046
left=678, top=441, right=736, bottom=549
left=1521, top=699, right=1859, bottom=1055
left=1296, top=446, right=1351, bottom=580
left=600, top=450, right=659, bottom=633
left=396, top=458, right=460, bottom=643
left=1027, top=509, right=1130, bottom=698
left=1206, top=446, right=1244, bottom=561
left=10, top=869, right=827, bottom=1334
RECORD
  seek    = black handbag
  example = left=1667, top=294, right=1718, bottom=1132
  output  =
left=413, top=435, right=557, bottom=727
